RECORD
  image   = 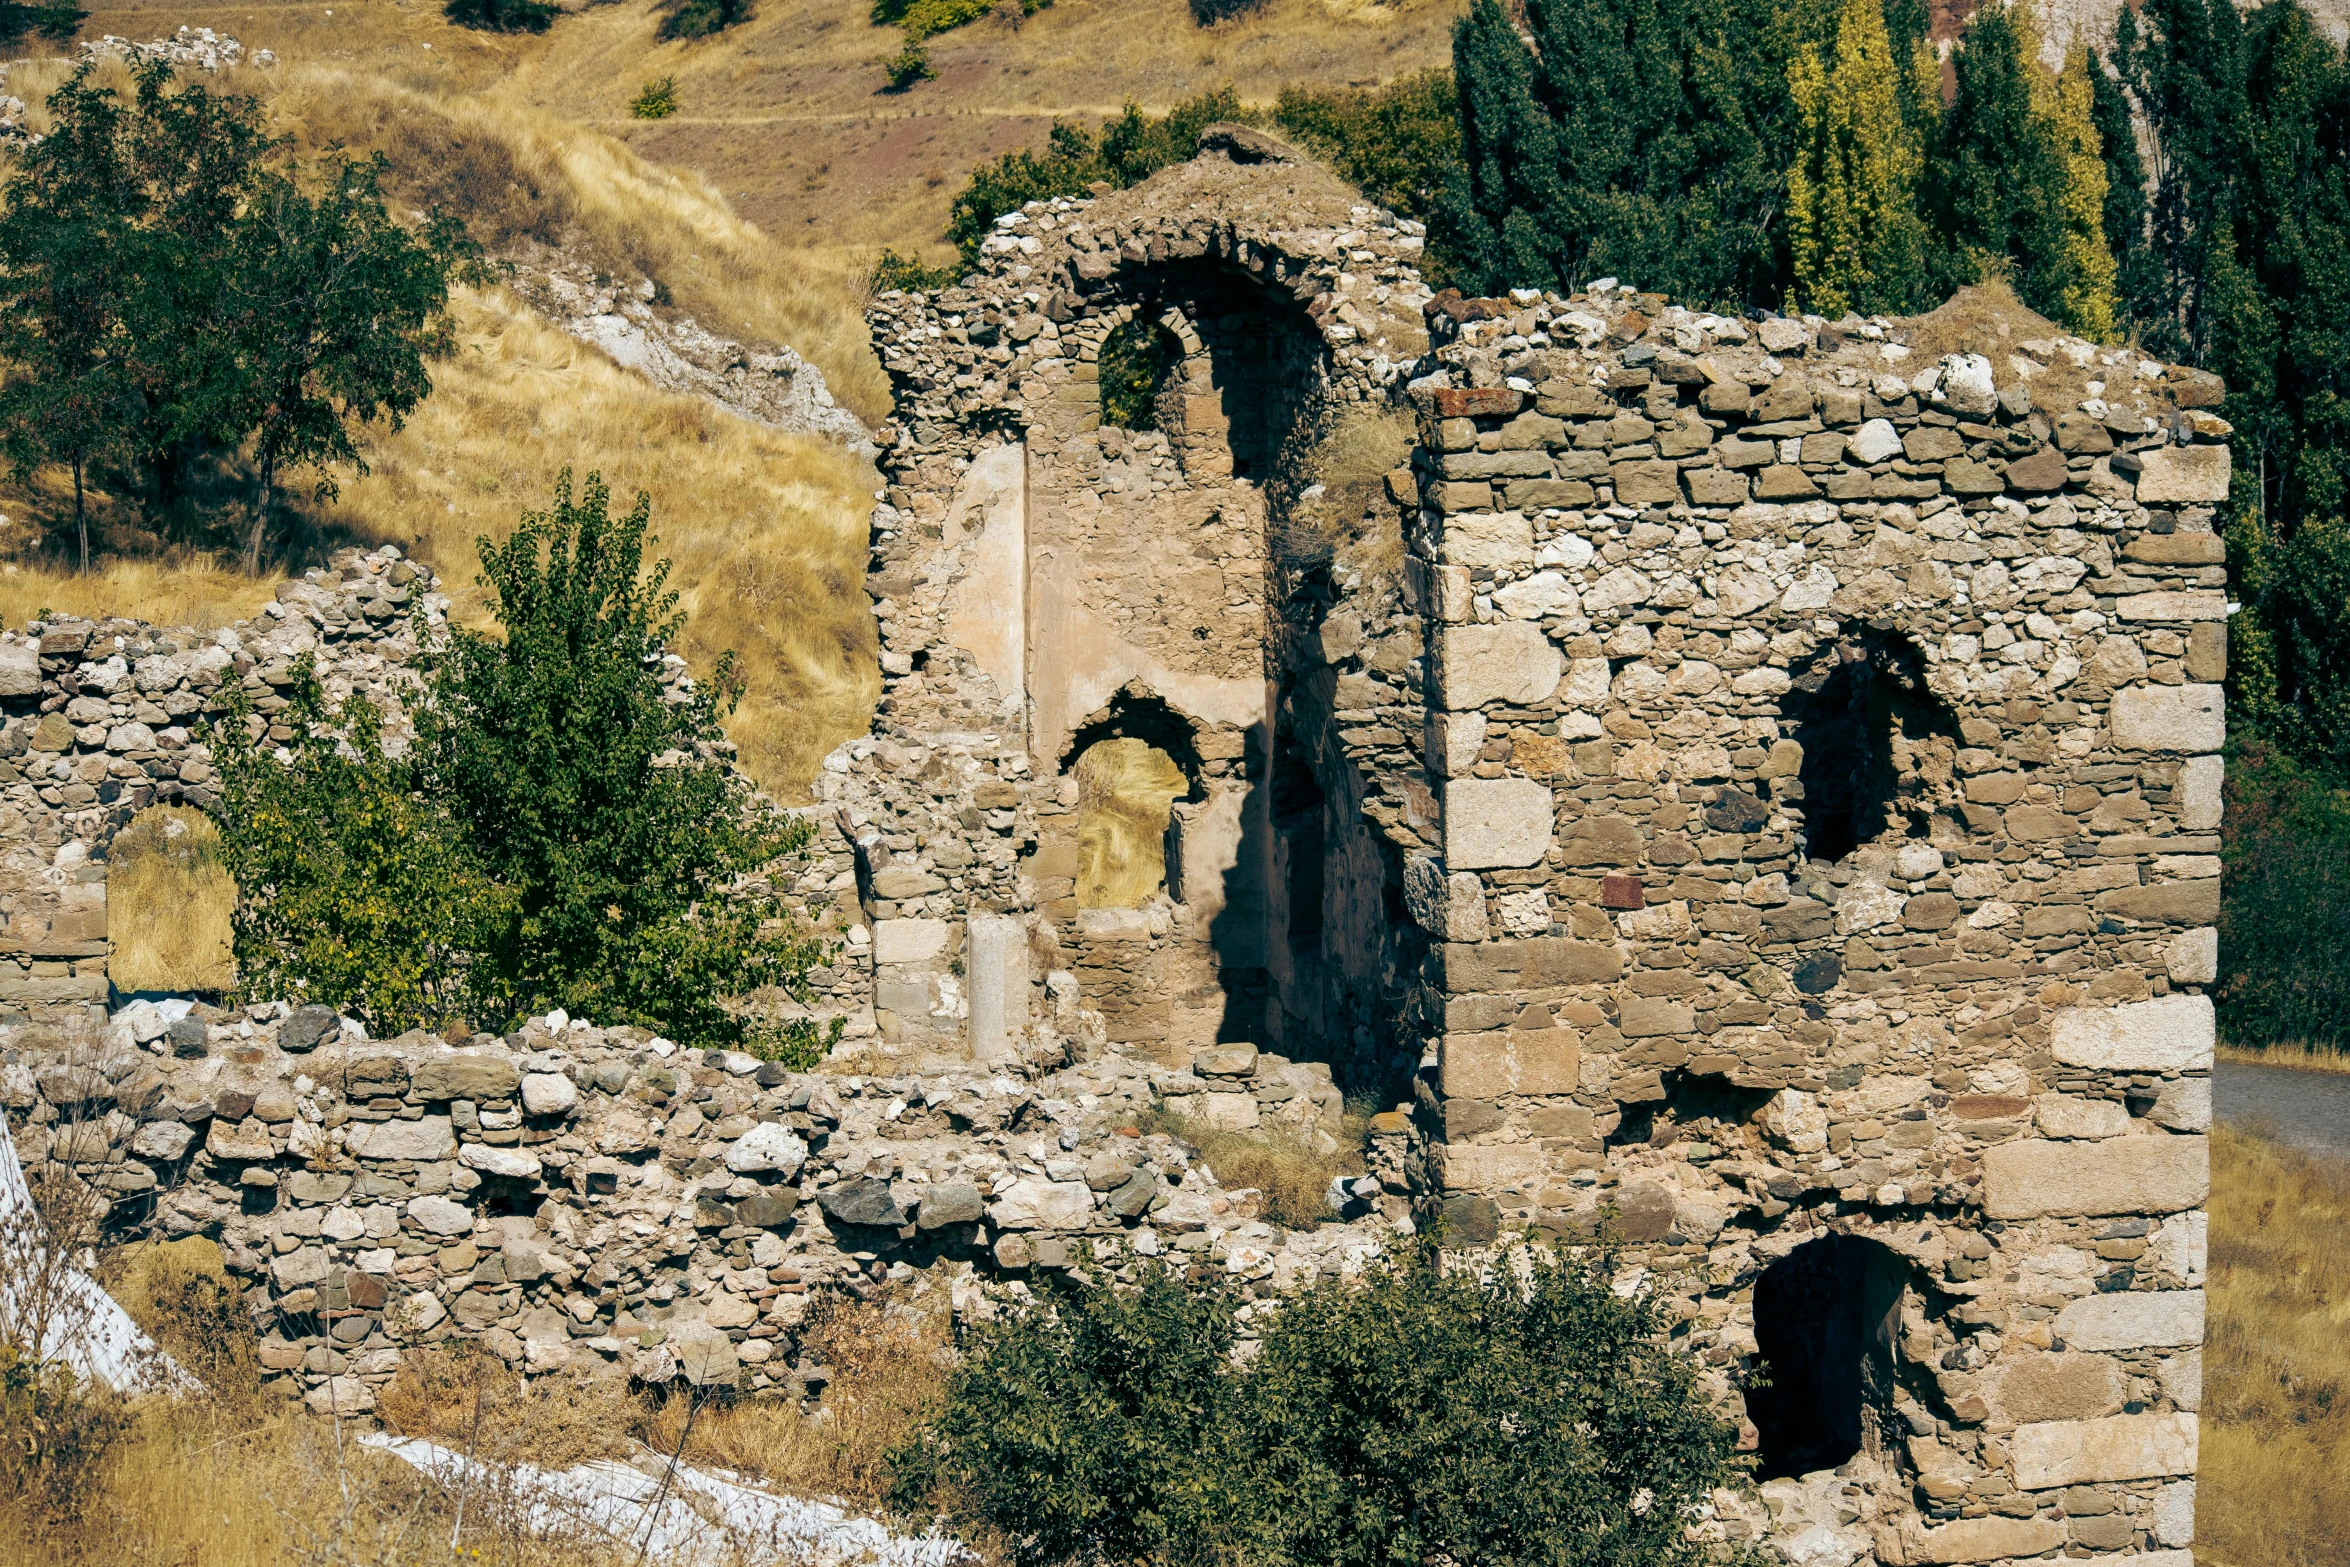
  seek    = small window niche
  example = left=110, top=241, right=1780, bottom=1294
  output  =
left=1780, top=630, right=1963, bottom=864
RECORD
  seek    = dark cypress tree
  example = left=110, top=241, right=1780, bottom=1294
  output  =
left=2088, top=46, right=2158, bottom=326
left=1432, top=0, right=1574, bottom=295
left=1439, top=0, right=1794, bottom=305
left=1926, top=2, right=2067, bottom=310
left=2113, top=0, right=2250, bottom=358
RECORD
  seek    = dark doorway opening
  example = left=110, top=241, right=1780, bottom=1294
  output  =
left=1748, top=1234, right=1908, bottom=1480
left=1272, top=724, right=1326, bottom=955
left=1781, top=631, right=1962, bottom=863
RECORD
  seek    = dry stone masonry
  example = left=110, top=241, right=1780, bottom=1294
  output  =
left=5, top=1005, right=1395, bottom=1419
left=831, top=129, right=2220, bottom=1563
left=0, top=129, right=2220, bottom=1566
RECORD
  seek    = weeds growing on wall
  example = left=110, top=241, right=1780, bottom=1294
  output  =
left=890, top=1238, right=1756, bottom=1567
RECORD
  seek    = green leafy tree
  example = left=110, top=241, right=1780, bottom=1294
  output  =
left=2218, top=741, right=2350, bottom=1045
left=0, top=0, right=81, bottom=46
left=659, top=0, right=751, bottom=39
left=224, top=151, right=483, bottom=572
left=211, top=658, right=506, bottom=1034
left=0, top=67, right=138, bottom=574
left=1272, top=72, right=1464, bottom=276
left=869, top=246, right=959, bottom=293
left=1787, top=0, right=1929, bottom=316
left=443, top=0, right=557, bottom=32
left=891, top=1238, right=1755, bottom=1567
left=414, top=470, right=835, bottom=1054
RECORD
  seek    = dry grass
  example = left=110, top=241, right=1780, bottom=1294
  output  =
left=1073, top=737, right=1188, bottom=908
left=2202, top=1124, right=2350, bottom=1567
left=2217, top=1040, right=2350, bottom=1075
left=0, top=553, right=281, bottom=631
left=1140, top=1106, right=1368, bottom=1229
left=636, top=1286, right=952, bottom=1506
left=105, top=805, right=237, bottom=994
left=307, top=286, right=880, bottom=794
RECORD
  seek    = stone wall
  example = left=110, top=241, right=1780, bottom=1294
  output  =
left=829, top=131, right=2219, bottom=1563
left=0, top=546, right=445, bottom=1028
left=4, top=1003, right=1396, bottom=1415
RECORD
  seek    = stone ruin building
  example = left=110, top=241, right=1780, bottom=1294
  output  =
left=0, top=127, right=2223, bottom=1567
left=835, top=127, right=2221, bottom=1562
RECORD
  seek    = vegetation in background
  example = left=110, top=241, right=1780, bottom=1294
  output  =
left=879, top=35, right=937, bottom=91
left=890, top=1239, right=1755, bottom=1567
left=630, top=76, right=681, bottom=119
left=105, top=806, right=237, bottom=994
left=0, top=0, right=77, bottom=45
left=215, top=471, right=842, bottom=1053
left=2218, top=743, right=2350, bottom=1045
left=0, top=61, right=482, bottom=574
left=1096, top=316, right=1182, bottom=430
left=1786, top=0, right=1928, bottom=316
left=870, top=246, right=960, bottom=293
left=442, top=0, right=557, bottom=33
left=660, top=0, right=754, bottom=41
left=1435, top=0, right=1800, bottom=310
left=1271, top=70, right=1462, bottom=240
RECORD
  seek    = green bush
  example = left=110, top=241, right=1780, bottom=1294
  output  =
left=1273, top=71, right=1463, bottom=223
left=869, top=247, right=961, bottom=294
left=630, top=77, right=681, bottom=120
left=215, top=471, right=840, bottom=1058
left=880, top=36, right=937, bottom=91
left=2219, top=741, right=2350, bottom=1047
left=658, top=0, right=751, bottom=39
left=891, top=1239, right=1753, bottom=1567
left=442, top=0, right=557, bottom=32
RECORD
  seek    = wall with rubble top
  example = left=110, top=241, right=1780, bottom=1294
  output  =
left=4, top=1003, right=1399, bottom=1418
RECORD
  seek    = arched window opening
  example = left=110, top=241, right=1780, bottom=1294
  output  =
left=1073, top=739, right=1189, bottom=908
left=1781, top=631, right=1963, bottom=864
left=1748, top=1235, right=1908, bottom=1480
left=1099, top=316, right=1184, bottom=431
left=1062, top=691, right=1206, bottom=911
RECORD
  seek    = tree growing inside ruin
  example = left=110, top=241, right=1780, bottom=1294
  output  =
left=892, top=1237, right=1753, bottom=1567
left=412, top=470, right=837, bottom=1055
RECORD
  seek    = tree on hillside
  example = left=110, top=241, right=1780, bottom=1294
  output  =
left=413, top=470, right=835, bottom=1051
left=1787, top=0, right=1929, bottom=316
left=226, top=151, right=482, bottom=572
left=0, top=0, right=82, bottom=46
left=659, top=0, right=752, bottom=38
left=0, top=61, right=483, bottom=573
left=0, top=68, right=138, bottom=573
left=2087, top=54, right=2155, bottom=322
